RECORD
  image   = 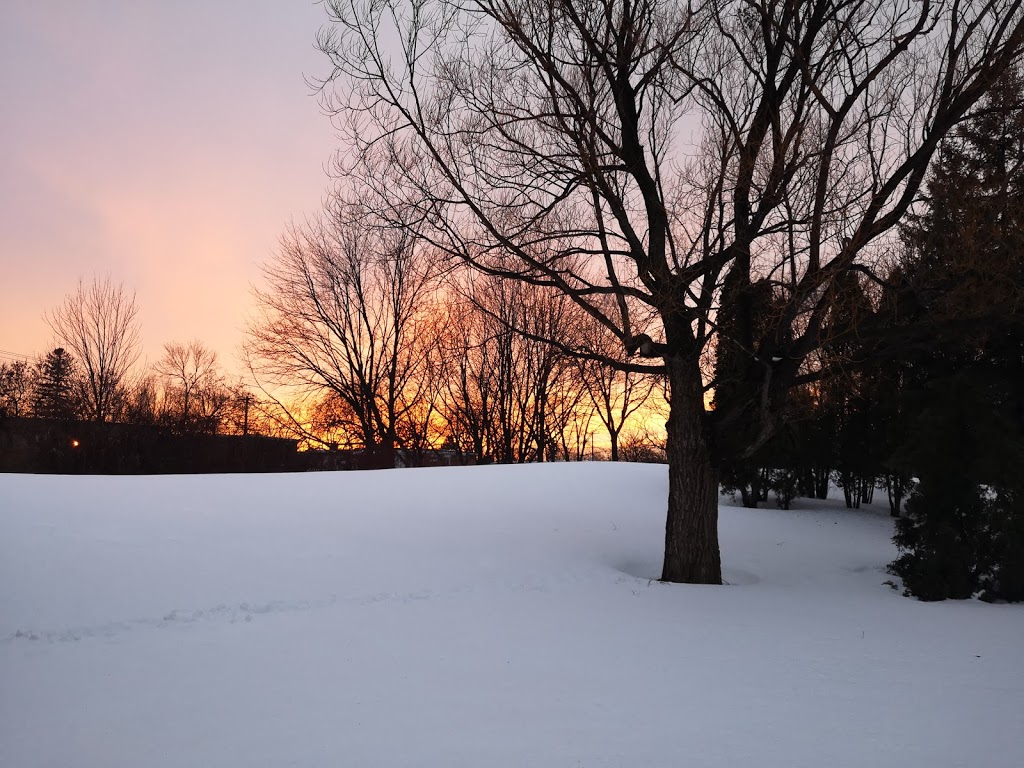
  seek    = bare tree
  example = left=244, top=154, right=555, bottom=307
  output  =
left=558, top=394, right=597, bottom=462
left=218, top=386, right=288, bottom=438
left=246, top=200, right=441, bottom=461
left=576, top=302, right=661, bottom=461
left=437, top=271, right=580, bottom=462
left=0, top=360, right=32, bottom=417
left=318, top=0, right=1024, bottom=583
left=511, top=279, right=579, bottom=461
left=46, top=276, right=141, bottom=422
left=120, top=374, right=161, bottom=426
left=436, top=291, right=498, bottom=460
left=155, top=340, right=226, bottom=432
left=619, top=427, right=669, bottom=464
left=543, top=358, right=590, bottom=461
left=396, top=312, right=449, bottom=457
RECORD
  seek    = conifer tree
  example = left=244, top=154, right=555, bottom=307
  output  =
left=31, top=348, right=82, bottom=420
left=888, top=70, right=1024, bottom=600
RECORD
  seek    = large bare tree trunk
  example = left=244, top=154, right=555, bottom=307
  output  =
left=662, top=356, right=721, bottom=584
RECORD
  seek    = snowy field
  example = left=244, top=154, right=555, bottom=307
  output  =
left=1, top=463, right=1022, bottom=768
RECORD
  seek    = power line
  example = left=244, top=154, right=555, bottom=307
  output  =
left=0, top=349, right=33, bottom=363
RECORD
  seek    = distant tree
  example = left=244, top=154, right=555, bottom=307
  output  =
left=46, top=276, right=141, bottom=422
left=437, top=273, right=580, bottom=463
left=0, top=360, right=32, bottom=417
left=619, top=427, right=668, bottom=464
left=543, top=362, right=590, bottom=461
left=793, top=386, right=834, bottom=503
left=713, top=277, right=780, bottom=508
left=31, top=348, right=82, bottom=420
left=867, top=284, right=915, bottom=519
left=217, top=386, right=289, bottom=439
left=121, top=375, right=160, bottom=426
left=558, top=396, right=597, bottom=462
left=155, top=340, right=227, bottom=433
left=247, top=200, right=441, bottom=458
left=514, top=283, right=579, bottom=463
left=820, top=272, right=878, bottom=508
left=217, top=384, right=267, bottom=436
left=576, top=302, right=660, bottom=462
left=190, top=382, right=234, bottom=435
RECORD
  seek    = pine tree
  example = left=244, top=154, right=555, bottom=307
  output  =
left=32, top=348, right=82, bottom=420
left=889, top=374, right=993, bottom=600
left=713, top=273, right=783, bottom=508
left=888, top=70, right=1024, bottom=600
left=818, top=271, right=879, bottom=508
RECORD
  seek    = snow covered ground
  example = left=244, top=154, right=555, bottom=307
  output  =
left=1, top=463, right=1022, bottom=767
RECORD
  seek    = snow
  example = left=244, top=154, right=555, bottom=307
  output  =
left=1, top=463, right=1021, bottom=767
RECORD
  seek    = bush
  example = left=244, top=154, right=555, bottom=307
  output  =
left=887, top=375, right=993, bottom=600
left=769, top=467, right=801, bottom=510
left=618, top=431, right=667, bottom=464
left=721, top=462, right=767, bottom=508
left=980, top=488, right=1024, bottom=602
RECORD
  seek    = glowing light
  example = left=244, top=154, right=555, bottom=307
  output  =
left=71, top=439, right=80, bottom=448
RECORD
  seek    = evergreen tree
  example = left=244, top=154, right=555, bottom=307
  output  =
left=867, top=270, right=915, bottom=517
left=983, top=484, right=1024, bottom=602
left=713, top=274, right=784, bottom=508
left=889, top=374, right=994, bottom=600
left=887, top=69, right=1024, bottom=600
left=31, top=348, right=82, bottom=420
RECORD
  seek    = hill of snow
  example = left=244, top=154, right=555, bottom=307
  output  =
left=1, top=463, right=1022, bottom=767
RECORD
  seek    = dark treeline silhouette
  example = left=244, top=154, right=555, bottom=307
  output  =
left=3, top=276, right=667, bottom=473
left=0, top=342, right=269, bottom=438
left=243, top=210, right=667, bottom=463
left=0, top=278, right=297, bottom=473
left=0, top=417, right=298, bottom=475
left=0, top=341, right=299, bottom=474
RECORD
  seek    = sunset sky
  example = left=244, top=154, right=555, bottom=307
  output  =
left=1, top=0, right=336, bottom=375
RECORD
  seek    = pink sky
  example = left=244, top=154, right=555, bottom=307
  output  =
left=0, top=0, right=336, bottom=376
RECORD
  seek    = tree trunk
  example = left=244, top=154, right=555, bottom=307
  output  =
left=661, top=357, right=722, bottom=584
left=758, top=467, right=771, bottom=501
left=861, top=477, right=875, bottom=505
left=815, top=467, right=830, bottom=500
left=739, top=483, right=758, bottom=508
left=842, top=470, right=861, bottom=509
left=886, top=472, right=906, bottom=517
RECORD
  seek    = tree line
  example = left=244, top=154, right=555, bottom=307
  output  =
left=1, top=272, right=668, bottom=458
left=0, top=277, right=267, bottom=437
left=244, top=205, right=669, bottom=462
